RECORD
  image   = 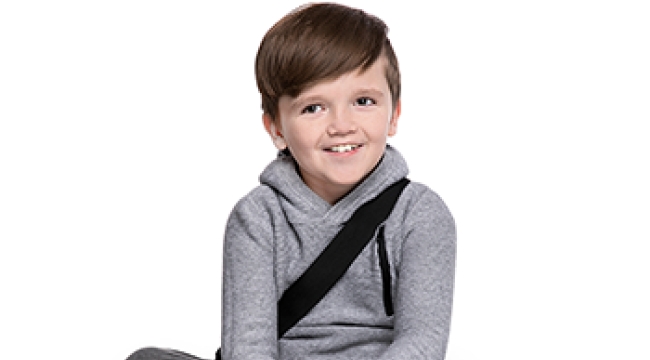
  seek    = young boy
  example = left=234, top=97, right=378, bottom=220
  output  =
left=127, top=3, right=455, bottom=360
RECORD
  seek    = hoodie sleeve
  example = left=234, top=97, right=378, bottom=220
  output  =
left=380, top=186, right=457, bottom=360
left=221, top=192, right=278, bottom=360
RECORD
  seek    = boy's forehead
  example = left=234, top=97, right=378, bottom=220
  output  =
left=291, top=57, right=390, bottom=99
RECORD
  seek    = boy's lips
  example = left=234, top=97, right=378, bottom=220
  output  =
left=323, top=143, right=364, bottom=153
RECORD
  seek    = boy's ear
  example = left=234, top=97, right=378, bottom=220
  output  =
left=388, top=99, right=401, bottom=137
left=263, top=113, right=287, bottom=150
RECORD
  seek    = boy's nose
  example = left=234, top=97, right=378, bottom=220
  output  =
left=327, top=108, right=357, bottom=136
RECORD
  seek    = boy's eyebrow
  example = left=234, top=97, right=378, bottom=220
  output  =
left=352, top=87, right=386, bottom=98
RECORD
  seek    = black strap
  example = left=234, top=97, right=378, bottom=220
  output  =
left=277, top=178, right=410, bottom=337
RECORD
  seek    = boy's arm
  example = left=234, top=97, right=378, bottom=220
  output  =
left=381, top=188, right=457, bottom=360
left=221, top=194, right=278, bottom=360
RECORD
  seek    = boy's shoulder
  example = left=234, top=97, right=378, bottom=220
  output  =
left=224, top=184, right=288, bottom=235
left=401, top=180, right=448, bottom=206
left=231, top=184, right=282, bottom=216
left=392, top=180, right=454, bottom=224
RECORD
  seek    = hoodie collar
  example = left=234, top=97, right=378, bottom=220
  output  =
left=259, top=145, right=409, bottom=224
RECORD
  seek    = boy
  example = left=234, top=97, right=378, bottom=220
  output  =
left=127, top=2, right=455, bottom=360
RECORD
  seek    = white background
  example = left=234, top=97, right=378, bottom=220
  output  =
left=1, top=1, right=648, bottom=359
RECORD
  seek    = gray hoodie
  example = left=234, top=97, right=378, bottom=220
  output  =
left=221, top=145, right=456, bottom=360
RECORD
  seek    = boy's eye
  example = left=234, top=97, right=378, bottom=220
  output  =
left=355, top=97, right=376, bottom=106
left=301, top=104, right=323, bottom=114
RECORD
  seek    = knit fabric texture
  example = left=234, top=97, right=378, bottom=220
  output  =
left=221, top=145, right=456, bottom=360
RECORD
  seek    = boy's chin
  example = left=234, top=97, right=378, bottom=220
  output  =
left=328, top=172, right=369, bottom=188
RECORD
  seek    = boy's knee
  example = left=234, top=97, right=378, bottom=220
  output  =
left=126, top=347, right=164, bottom=360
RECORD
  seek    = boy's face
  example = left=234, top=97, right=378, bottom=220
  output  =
left=263, top=57, right=401, bottom=204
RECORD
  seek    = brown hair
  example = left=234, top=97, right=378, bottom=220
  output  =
left=255, top=2, right=401, bottom=121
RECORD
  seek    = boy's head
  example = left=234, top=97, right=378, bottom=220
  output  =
left=256, top=3, right=402, bottom=204
left=256, top=2, right=400, bottom=121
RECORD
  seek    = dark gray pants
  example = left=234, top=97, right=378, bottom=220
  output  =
left=126, top=348, right=208, bottom=360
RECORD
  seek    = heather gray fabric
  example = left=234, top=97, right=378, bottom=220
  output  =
left=221, top=145, right=456, bottom=360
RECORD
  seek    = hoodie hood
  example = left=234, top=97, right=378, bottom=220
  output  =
left=259, top=145, right=409, bottom=225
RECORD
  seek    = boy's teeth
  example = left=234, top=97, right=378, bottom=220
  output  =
left=329, top=144, right=358, bottom=153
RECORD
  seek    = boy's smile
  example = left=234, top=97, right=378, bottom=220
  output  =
left=264, top=57, right=401, bottom=204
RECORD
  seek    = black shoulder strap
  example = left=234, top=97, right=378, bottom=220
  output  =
left=277, top=178, right=410, bottom=337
